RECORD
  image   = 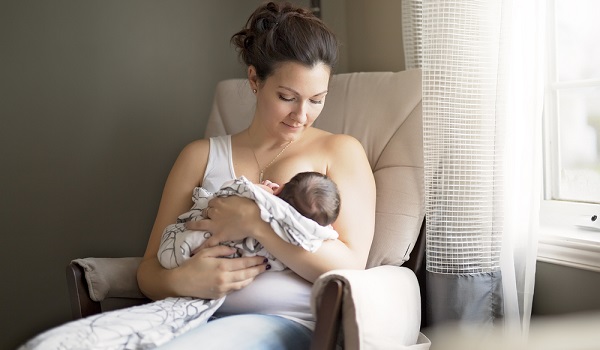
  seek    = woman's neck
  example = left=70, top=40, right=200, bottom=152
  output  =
left=245, top=126, right=292, bottom=151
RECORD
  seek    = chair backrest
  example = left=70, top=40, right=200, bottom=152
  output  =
left=205, top=69, right=424, bottom=269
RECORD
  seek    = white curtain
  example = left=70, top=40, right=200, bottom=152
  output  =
left=402, top=0, right=543, bottom=336
left=497, top=0, right=544, bottom=335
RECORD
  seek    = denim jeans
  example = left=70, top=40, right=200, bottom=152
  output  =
left=155, top=314, right=313, bottom=350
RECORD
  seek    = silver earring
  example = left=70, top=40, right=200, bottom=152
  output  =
left=253, top=89, right=257, bottom=94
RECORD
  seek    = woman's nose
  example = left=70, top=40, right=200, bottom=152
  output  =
left=292, top=103, right=308, bottom=123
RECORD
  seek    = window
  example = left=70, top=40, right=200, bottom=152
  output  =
left=544, top=0, right=600, bottom=205
left=539, top=0, right=600, bottom=272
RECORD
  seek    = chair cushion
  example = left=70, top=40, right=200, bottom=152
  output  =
left=72, top=257, right=145, bottom=301
left=311, top=266, right=430, bottom=349
left=205, top=69, right=424, bottom=268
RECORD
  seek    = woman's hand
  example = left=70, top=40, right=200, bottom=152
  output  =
left=138, top=140, right=271, bottom=301
left=186, top=196, right=272, bottom=248
left=172, top=244, right=268, bottom=299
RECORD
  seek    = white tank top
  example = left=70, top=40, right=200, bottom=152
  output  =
left=203, top=135, right=315, bottom=330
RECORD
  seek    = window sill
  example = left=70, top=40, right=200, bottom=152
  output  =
left=538, top=228, right=600, bottom=273
left=538, top=200, right=600, bottom=273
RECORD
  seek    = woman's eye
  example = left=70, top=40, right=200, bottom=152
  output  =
left=278, top=95, right=294, bottom=102
left=310, top=99, right=323, bottom=105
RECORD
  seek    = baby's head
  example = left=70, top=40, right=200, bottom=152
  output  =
left=277, top=171, right=340, bottom=226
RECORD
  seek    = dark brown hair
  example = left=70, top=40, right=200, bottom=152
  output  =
left=278, top=171, right=341, bottom=226
left=231, top=1, right=338, bottom=81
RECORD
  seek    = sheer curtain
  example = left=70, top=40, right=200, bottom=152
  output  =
left=402, top=0, right=543, bottom=335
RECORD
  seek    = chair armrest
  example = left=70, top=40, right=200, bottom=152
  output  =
left=71, top=257, right=146, bottom=301
left=66, top=261, right=102, bottom=319
left=310, top=279, right=344, bottom=350
left=311, top=266, right=426, bottom=350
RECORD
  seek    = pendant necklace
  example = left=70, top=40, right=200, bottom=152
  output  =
left=248, top=130, right=293, bottom=183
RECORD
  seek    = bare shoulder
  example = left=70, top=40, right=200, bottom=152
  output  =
left=320, top=133, right=366, bottom=161
left=326, top=133, right=362, bottom=148
left=180, top=138, right=210, bottom=157
left=169, top=138, right=211, bottom=186
left=304, top=129, right=370, bottom=176
left=309, top=128, right=362, bottom=150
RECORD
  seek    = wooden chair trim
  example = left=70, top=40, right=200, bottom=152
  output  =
left=66, top=261, right=101, bottom=319
left=311, top=279, right=344, bottom=350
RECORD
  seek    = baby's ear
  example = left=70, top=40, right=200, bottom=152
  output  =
left=273, top=184, right=284, bottom=195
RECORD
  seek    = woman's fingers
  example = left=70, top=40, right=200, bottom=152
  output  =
left=195, top=244, right=236, bottom=258
left=186, top=218, right=209, bottom=231
left=210, top=260, right=268, bottom=298
left=185, top=246, right=268, bottom=298
left=196, top=246, right=266, bottom=268
left=219, top=260, right=267, bottom=295
left=228, top=255, right=268, bottom=271
left=188, top=197, right=263, bottom=244
left=185, top=219, right=221, bottom=249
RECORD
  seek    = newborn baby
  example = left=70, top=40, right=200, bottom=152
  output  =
left=158, top=171, right=340, bottom=270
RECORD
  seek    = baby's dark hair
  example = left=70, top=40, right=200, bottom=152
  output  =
left=278, top=171, right=340, bottom=226
left=231, top=1, right=338, bottom=81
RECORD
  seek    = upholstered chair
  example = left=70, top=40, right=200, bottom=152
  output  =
left=67, top=69, right=429, bottom=349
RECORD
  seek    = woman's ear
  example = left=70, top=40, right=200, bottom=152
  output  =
left=248, top=66, right=259, bottom=92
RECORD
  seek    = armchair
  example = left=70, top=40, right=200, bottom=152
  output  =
left=67, top=69, right=429, bottom=349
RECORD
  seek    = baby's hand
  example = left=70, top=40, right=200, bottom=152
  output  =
left=261, top=180, right=280, bottom=192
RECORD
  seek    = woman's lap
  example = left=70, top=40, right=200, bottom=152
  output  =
left=156, top=314, right=313, bottom=350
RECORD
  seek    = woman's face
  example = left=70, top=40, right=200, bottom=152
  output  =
left=251, top=61, right=331, bottom=141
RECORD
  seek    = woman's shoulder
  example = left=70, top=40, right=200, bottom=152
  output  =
left=183, top=138, right=210, bottom=151
left=308, top=127, right=360, bottom=146
left=310, top=129, right=363, bottom=154
left=176, top=138, right=211, bottom=164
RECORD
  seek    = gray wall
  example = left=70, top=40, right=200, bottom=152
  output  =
left=532, top=262, right=600, bottom=317
left=0, top=0, right=403, bottom=348
left=4, top=0, right=598, bottom=348
left=322, top=0, right=405, bottom=73
left=0, top=1, right=265, bottom=348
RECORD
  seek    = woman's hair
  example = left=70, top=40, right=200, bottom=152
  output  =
left=278, top=171, right=341, bottom=226
left=231, top=1, right=338, bottom=81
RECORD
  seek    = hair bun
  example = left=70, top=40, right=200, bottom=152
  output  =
left=255, top=17, right=277, bottom=32
left=231, top=1, right=338, bottom=80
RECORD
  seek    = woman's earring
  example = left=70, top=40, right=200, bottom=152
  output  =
left=253, top=89, right=257, bottom=94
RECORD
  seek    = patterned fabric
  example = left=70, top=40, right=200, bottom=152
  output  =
left=158, top=176, right=338, bottom=271
left=21, top=176, right=337, bottom=350
left=20, top=297, right=223, bottom=350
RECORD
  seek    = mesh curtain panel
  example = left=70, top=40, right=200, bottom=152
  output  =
left=404, top=0, right=505, bottom=326
left=402, top=0, right=543, bottom=333
left=401, top=0, right=423, bottom=70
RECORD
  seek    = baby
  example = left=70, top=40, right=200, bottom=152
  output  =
left=264, top=171, right=340, bottom=226
left=158, top=171, right=340, bottom=270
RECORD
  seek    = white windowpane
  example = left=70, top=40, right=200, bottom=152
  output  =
left=555, top=0, right=600, bottom=81
left=549, top=0, right=600, bottom=204
left=557, top=87, right=600, bottom=203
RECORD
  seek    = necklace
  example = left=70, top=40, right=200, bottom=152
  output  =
left=248, top=130, right=293, bottom=183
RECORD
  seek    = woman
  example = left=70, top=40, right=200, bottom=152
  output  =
left=137, top=2, right=376, bottom=348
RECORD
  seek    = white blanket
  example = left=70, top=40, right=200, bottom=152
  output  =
left=20, top=176, right=337, bottom=350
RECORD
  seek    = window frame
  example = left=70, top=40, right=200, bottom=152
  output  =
left=539, top=0, right=600, bottom=272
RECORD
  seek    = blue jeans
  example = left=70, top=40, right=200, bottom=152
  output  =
left=156, top=314, right=313, bottom=350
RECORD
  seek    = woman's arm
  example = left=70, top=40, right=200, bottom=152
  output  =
left=260, top=134, right=375, bottom=281
left=137, top=140, right=267, bottom=300
left=198, top=134, right=376, bottom=282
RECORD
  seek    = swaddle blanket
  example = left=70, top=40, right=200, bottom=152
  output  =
left=20, top=176, right=337, bottom=350
left=158, top=176, right=339, bottom=271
